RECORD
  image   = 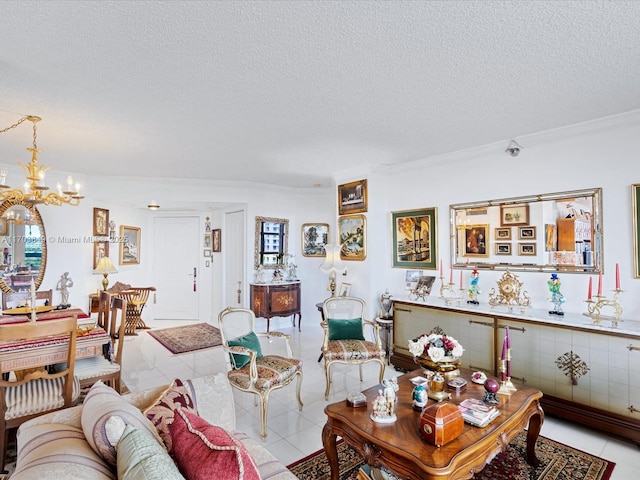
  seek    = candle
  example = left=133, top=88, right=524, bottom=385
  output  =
left=505, top=326, right=510, bottom=349
left=615, top=263, right=620, bottom=290
left=597, top=272, right=602, bottom=296
left=439, top=259, right=443, bottom=277
left=501, top=337, right=506, bottom=360
left=459, top=270, right=463, bottom=289
left=587, top=277, right=592, bottom=300
left=449, top=266, right=453, bottom=284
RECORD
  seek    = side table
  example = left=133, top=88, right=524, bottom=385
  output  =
left=375, top=317, right=393, bottom=365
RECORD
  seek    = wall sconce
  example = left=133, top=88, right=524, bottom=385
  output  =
left=319, top=244, right=346, bottom=297
left=93, top=256, right=118, bottom=290
left=505, top=140, right=523, bottom=157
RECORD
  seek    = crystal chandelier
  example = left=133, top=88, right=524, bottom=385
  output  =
left=0, top=115, right=83, bottom=206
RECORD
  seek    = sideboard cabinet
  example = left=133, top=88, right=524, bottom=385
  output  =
left=250, top=281, right=301, bottom=332
left=391, top=298, right=640, bottom=444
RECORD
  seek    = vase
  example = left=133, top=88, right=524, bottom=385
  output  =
left=415, top=355, right=461, bottom=380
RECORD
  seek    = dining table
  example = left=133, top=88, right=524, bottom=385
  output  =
left=0, top=307, right=109, bottom=374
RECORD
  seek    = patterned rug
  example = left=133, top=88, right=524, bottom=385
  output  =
left=147, top=322, right=222, bottom=354
left=287, top=432, right=616, bottom=480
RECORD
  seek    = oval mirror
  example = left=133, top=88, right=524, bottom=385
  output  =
left=450, top=188, right=603, bottom=274
left=0, top=200, right=47, bottom=293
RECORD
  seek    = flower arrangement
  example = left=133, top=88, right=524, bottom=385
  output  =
left=408, top=334, right=464, bottom=363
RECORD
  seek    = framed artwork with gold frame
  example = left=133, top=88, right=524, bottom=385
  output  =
left=93, top=241, right=109, bottom=269
left=119, top=225, right=140, bottom=265
left=93, top=208, right=109, bottom=236
left=500, top=204, right=529, bottom=226
left=338, top=179, right=367, bottom=215
left=301, top=223, right=330, bottom=257
left=462, top=224, right=489, bottom=257
left=338, top=214, right=366, bottom=261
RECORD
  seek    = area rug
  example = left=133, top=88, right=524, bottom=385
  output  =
left=287, top=431, right=615, bottom=480
left=147, top=322, right=222, bottom=354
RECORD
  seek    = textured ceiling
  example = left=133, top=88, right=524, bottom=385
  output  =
left=1, top=0, right=640, bottom=189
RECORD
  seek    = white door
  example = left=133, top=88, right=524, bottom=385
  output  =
left=153, top=216, right=200, bottom=319
left=224, top=209, right=245, bottom=308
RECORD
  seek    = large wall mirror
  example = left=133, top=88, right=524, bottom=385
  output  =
left=450, top=188, right=602, bottom=274
left=0, top=199, right=47, bottom=293
left=254, top=216, right=289, bottom=269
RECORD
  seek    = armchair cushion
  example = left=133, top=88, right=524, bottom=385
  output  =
left=227, top=356, right=302, bottom=391
left=327, top=317, right=365, bottom=341
left=227, top=331, right=263, bottom=368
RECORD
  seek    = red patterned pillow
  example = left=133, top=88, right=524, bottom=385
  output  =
left=169, top=408, right=260, bottom=480
left=144, top=378, right=197, bottom=451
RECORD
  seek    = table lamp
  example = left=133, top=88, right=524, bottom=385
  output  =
left=319, top=244, right=346, bottom=297
left=94, top=256, right=118, bottom=291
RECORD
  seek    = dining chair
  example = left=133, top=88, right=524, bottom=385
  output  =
left=0, top=316, right=80, bottom=471
left=321, top=296, right=386, bottom=400
left=72, top=295, right=127, bottom=393
left=1, top=289, right=53, bottom=310
left=218, top=307, right=303, bottom=440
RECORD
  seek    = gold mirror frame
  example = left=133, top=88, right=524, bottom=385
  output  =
left=254, top=216, right=289, bottom=269
left=450, top=188, right=603, bottom=274
left=0, top=199, right=47, bottom=293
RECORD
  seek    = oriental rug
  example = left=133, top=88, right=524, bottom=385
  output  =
left=147, top=323, right=222, bottom=354
left=287, top=432, right=615, bottom=480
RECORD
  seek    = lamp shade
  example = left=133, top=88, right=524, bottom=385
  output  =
left=319, top=244, right=345, bottom=274
left=94, top=256, right=118, bottom=274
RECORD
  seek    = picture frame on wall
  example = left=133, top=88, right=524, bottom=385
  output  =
left=119, top=225, right=141, bottom=265
left=494, top=227, right=511, bottom=240
left=203, top=249, right=211, bottom=257
left=633, top=184, right=640, bottom=278
left=212, top=228, right=221, bottom=252
left=518, top=226, right=536, bottom=240
left=338, top=179, right=367, bottom=215
left=391, top=207, right=437, bottom=269
left=301, top=223, right=330, bottom=257
left=338, top=282, right=352, bottom=297
left=545, top=224, right=557, bottom=252
left=338, top=214, right=366, bottom=261
left=93, top=208, right=109, bottom=236
left=500, top=204, right=529, bottom=226
left=204, top=234, right=211, bottom=248
left=405, top=270, right=423, bottom=290
left=518, top=243, right=537, bottom=256
left=93, top=241, right=109, bottom=269
left=463, top=224, right=489, bottom=257
left=495, top=243, right=512, bottom=255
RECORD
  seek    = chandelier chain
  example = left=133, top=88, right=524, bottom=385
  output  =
left=0, top=116, right=29, bottom=135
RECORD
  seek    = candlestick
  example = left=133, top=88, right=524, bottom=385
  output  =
left=505, top=326, right=510, bottom=349
left=587, top=277, right=592, bottom=301
left=597, top=272, right=602, bottom=296
left=439, top=259, right=443, bottom=277
left=615, top=263, right=620, bottom=290
left=449, top=266, right=453, bottom=284
left=459, top=270, right=463, bottom=289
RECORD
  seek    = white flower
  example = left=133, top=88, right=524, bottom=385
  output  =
left=427, top=345, right=446, bottom=362
left=408, top=333, right=464, bottom=362
left=451, top=343, right=465, bottom=358
left=408, top=340, right=424, bottom=357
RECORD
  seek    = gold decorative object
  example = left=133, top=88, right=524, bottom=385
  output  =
left=555, top=351, right=590, bottom=386
left=0, top=115, right=83, bottom=206
left=438, top=274, right=463, bottom=305
left=584, top=289, right=623, bottom=328
left=488, top=270, right=531, bottom=313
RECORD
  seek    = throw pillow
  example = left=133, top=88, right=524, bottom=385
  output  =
left=81, top=381, right=163, bottom=466
left=144, top=378, right=198, bottom=451
left=117, top=424, right=186, bottom=480
left=327, top=317, right=365, bottom=341
left=227, top=331, right=262, bottom=368
left=169, top=407, right=260, bottom=480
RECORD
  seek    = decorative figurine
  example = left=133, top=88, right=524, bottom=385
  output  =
left=254, top=265, right=265, bottom=284
left=272, top=268, right=283, bottom=283
left=483, top=378, right=500, bottom=404
left=56, top=272, right=73, bottom=307
left=547, top=273, right=565, bottom=316
left=370, top=378, right=398, bottom=423
left=467, top=269, right=480, bottom=305
left=380, top=289, right=393, bottom=319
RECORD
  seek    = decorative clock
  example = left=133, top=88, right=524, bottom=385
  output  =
left=488, top=270, right=531, bottom=312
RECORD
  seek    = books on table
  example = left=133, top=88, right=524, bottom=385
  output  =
left=457, top=398, right=501, bottom=427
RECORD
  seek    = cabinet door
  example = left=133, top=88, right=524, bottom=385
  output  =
left=250, top=285, right=269, bottom=317
left=270, top=284, right=300, bottom=316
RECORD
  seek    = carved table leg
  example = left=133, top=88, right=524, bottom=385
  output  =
left=322, top=423, right=340, bottom=480
left=526, top=402, right=544, bottom=467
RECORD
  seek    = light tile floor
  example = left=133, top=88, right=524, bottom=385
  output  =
left=121, top=316, right=640, bottom=478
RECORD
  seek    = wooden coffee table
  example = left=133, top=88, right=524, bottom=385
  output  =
left=322, top=368, right=543, bottom=480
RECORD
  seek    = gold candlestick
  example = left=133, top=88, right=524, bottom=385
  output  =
left=583, top=289, right=623, bottom=328
left=439, top=275, right=463, bottom=305
left=497, top=358, right=512, bottom=396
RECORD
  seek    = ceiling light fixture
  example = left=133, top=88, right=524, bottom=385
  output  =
left=0, top=115, right=83, bottom=206
left=147, top=201, right=160, bottom=210
left=505, top=140, right=523, bottom=157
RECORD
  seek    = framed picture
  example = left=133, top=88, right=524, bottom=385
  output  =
left=494, top=227, right=511, bottom=240
left=500, top=204, right=529, bottom=226
left=463, top=224, right=489, bottom=257
left=204, top=234, right=211, bottom=248
left=338, top=214, right=366, bottom=261
left=545, top=224, right=557, bottom=252
left=119, top=225, right=140, bottom=265
left=338, top=282, right=352, bottom=297
left=518, top=243, right=537, bottom=256
left=0, top=218, right=6, bottom=236
left=338, top=179, right=367, bottom=215
left=93, top=241, right=109, bottom=269
left=634, top=184, right=640, bottom=278
left=203, top=249, right=211, bottom=257
left=416, top=275, right=436, bottom=295
left=212, top=228, right=221, bottom=252
left=518, top=226, right=536, bottom=240
left=405, top=270, right=423, bottom=290
left=301, top=223, right=330, bottom=257
left=93, top=208, right=109, bottom=236
left=495, top=243, right=512, bottom=255
left=391, top=207, right=437, bottom=269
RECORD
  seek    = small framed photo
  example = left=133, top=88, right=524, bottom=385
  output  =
left=415, top=275, right=436, bottom=295
left=494, top=227, right=511, bottom=240
left=338, top=179, right=367, bottom=215
left=212, top=228, right=221, bottom=252
left=495, top=243, right=512, bottom=255
left=119, top=225, right=141, bottom=265
left=93, top=208, right=109, bottom=236
left=518, top=243, right=537, bottom=256
left=518, top=226, right=536, bottom=240
left=301, top=223, right=330, bottom=257
left=545, top=224, right=557, bottom=252
left=500, top=204, right=529, bottom=226
left=93, top=241, right=109, bottom=269
left=204, top=234, right=211, bottom=248
left=203, top=249, right=211, bottom=257
left=338, top=282, right=352, bottom=297
left=405, top=270, right=423, bottom=290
